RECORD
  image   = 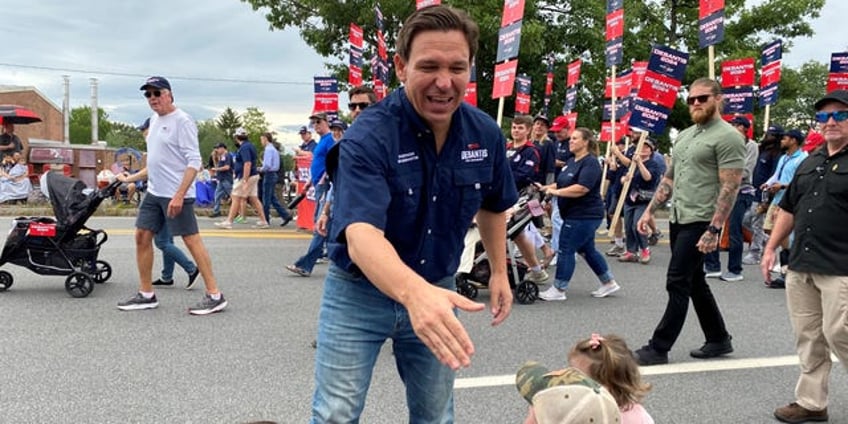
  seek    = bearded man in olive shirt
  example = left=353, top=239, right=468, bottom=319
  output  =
left=634, top=78, right=746, bottom=365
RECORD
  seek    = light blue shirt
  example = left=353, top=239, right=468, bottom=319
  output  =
left=766, top=149, right=808, bottom=205
left=259, top=143, right=280, bottom=173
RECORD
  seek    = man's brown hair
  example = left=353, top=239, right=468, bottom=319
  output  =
left=395, top=5, right=479, bottom=62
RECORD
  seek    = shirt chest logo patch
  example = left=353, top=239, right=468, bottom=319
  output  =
left=398, top=151, right=419, bottom=164
left=461, top=143, right=488, bottom=163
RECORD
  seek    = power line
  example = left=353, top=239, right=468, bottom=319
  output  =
left=0, top=62, right=313, bottom=86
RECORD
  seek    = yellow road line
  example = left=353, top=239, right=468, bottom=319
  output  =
left=105, top=229, right=313, bottom=239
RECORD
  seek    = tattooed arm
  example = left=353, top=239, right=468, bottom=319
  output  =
left=636, top=173, right=673, bottom=235
left=696, top=168, right=743, bottom=253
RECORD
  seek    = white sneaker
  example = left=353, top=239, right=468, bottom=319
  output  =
left=549, top=256, right=558, bottom=267
left=591, top=282, right=621, bottom=298
left=704, top=271, right=722, bottom=278
left=526, top=269, right=550, bottom=283
left=539, top=286, right=566, bottom=301
left=214, top=221, right=232, bottom=229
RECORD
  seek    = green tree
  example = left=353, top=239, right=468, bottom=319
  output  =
left=69, top=106, right=112, bottom=144
left=240, top=106, right=272, bottom=141
left=767, top=60, right=828, bottom=131
left=216, top=107, right=242, bottom=137
left=198, top=120, right=229, bottom=167
left=105, top=121, right=146, bottom=151
left=242, top=0, right=825, bottom=142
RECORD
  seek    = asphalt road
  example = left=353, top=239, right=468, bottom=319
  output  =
left=0, top=216, right=845, bottom=423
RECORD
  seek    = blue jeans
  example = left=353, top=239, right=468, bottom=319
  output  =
left=704, top=192, right=754, bottom=274
left=624, top=203, right=649, bottom=253
left=154, top=224, right=196, bottom=281
left=212, top=179, right=232, bottom=214
left=553, top=218, right=614, bottom=290
left=311, top=265, right=455, bottom=424
left=261, top=172, right=291, bottom=222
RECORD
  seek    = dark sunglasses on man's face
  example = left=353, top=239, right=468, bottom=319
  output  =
left=814, top=110, right=848, bottom=123
left=348, top=102, right=370, bottom=111
left=686, top=94, right=711, bottom=105
left=144, top=90, right=162, bottom=98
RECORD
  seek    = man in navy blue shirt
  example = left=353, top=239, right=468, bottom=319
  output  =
left=310, top=6, right=517, bottom=423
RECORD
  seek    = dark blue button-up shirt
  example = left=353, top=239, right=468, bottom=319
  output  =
left=329, top=88, right=518, bottom=282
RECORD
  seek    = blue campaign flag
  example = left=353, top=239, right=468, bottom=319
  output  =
left=629, top=99, right=670, bottom=135
left=564, top=86, right=578, bottom=112
left=496, top=20, right=523, bottom=62
left=349, top=46, right=363, bottom=68
left=830, top=52, right=848, bottom=73
left=761, top=40, right=782, bottom=66
left=759, top=83, right=779, bottom=107
left=646, top=45, right=690, bottom=81
left=516, top=74, right=532, bottom=95
left=603, top=98, right=630, bottom=121
left=606, top=38, right=623, bottom=67
left=698, top=10, right=725, bottom=49
left=606, top=0, right=623, bottom=13
left=722, top=86, right=754, bottom=114
left=313, top=76, right=338, bottom=94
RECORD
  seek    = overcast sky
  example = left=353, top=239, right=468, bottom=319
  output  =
left=1, top=0, right=845, bottom=141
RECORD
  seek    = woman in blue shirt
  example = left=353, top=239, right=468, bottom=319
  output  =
left=536, top=127, right=620, bottom=301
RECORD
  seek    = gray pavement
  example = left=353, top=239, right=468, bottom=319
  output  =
left=0, top=216, right=846, bottom=423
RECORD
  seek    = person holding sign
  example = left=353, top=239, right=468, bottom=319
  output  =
left=634, top=78, right=746, bottom=365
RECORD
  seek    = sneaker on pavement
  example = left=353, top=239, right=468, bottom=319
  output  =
left=618, top=252, right=638, bottom=263
left=606, top=245, right=626, bottom=257
left=280, top=216, right=292, bottom=227
left=253, top=222, right=270, bottom=229
left=188, top=293, right=228, bottom=315
left=704, top=270, right=722, bottom=278
left=591, top=281, right=620, bottom=298
left=152, top=278, right=173, bottom=286
left=214, top=221, right=232, bottom=229
left=690, top=336, right=733, bottom=359
left=315, top=257, right=329, bottom=264
left=773, top=402, right=828, bottom=423
left=526, top=269, right=550, bottom=283
left=742, top=254, right=760, bottom=265
left=639, top=249, right=651, bottom=264
left=765, top=277, right=786, bottom=289
left=539, top=286, right=566, bottom=301
left=285, top=264, right=311, bottom=277
left=234, top=216, right=246, bottom=224
left=634, top=345, right=668, bottom=366
left=117, top=292, right=159, bottom=311
left=185, top=268, right=200, bottom=290
left=719, top=272, right=744, bottom=282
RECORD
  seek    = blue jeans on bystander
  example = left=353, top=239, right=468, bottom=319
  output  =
left=553, top=218, right=614, bottom=291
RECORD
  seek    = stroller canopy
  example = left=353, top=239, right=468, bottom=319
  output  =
left=46, top=172, right=95, bottom=231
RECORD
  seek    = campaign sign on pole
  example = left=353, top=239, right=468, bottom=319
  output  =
left=501, top=0, right=526, bottom=26
left=313, top=76, right=339, bottom=113
left=564, top=112, right=578, bottom=130
left=603, top=98, right=630, bottom=121
left=761, top=40, right=782, bottom=66
left=606, top=39, right=624, bottom=67
left=416, top=0, right=440, bottom=9
left=567, top=59, right=582, bottom=87
left=349, top=47, right=363, bottom=86
left=464, top=60, right=478, bottom=106
left=496, top=20, right=523, bottom=62
left=720, top=58, right=755, bottom=87
left=760, top=61, right=782, bottom=88
left=699, top=0, right=724, bottom=18
left=698, top=9, right=724, bottom=48
left=563, top=86, right=578, bottom=112
left=606, top=0, right=623, bottom=13
left=515, top=74, right=532, bottom=114
left=759, top=83, right=779, bottom=106
left=827, top=74, right=848, bottom=93
left=646, top=45, right=690, bottom=81
left=606, top=9, right=624, bottom=41
left=830, top=52, right=848, bottom=73
left=631, top=61, right=648, bottom=93
left=600, top=122, right=628, bottom=142
left=605, top=75, right=632, bottom=99
left=636, top=71, right=681, bottom=109
left=722, top=87, right=754, bottom=114
left=629, top=99, right=670, bottom=135
left=492, top=59, right=518, bottom=99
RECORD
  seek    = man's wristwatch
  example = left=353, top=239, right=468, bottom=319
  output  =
left=707, top=225, right=721, bottom=235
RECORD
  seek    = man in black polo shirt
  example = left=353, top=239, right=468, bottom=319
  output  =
left=762, top=90, right=848, bottom=423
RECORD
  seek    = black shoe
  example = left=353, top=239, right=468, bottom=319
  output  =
left=152, top=278, right=173, bottom=286
left=690, top=336, right=733, bottom=359
left=634, top=344, right=668, bottom=365
left=280, top=216, right=292, bottom=227
left=186, top=268, right=200, bottom=290
left=766, top=277, right=786, bottom=289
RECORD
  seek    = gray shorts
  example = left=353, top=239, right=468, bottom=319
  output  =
left=136, top=193, right=199, bottom=236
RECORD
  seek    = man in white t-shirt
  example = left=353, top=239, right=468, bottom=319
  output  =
left=116, top=76, right=228, bottom=315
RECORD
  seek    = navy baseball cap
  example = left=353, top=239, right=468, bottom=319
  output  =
left=140, top=76, right=171, bottom=91
left=136, top=117, right=150, bottom=131
left=298, top=125, right=309, bottom=134
left=214, top=142, right=227, bottom=149
left=730, top=116, right=751, bottom=128
left=766, top=124, right=784, bottom=137
left=785, top=129, right=805, bottom=143
left=329, top=119, right=348, bottom=130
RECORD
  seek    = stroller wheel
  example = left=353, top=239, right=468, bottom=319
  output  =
left=0, top=270, right=13, bottom=292
left=65, top=272, right=94, bottom=298
left=515, top=281, right=539, bottom=304
left=92, top=260, right=112, bottom=284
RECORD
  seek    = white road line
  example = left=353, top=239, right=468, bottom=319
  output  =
left=454, top=354, right=840, bottom=389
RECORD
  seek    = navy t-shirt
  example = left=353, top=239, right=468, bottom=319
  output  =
left=215, top=153, right=234, bottom=184
left=556, top=155, right=605, bottom=219
left=234, top=140, right=259, bottom=179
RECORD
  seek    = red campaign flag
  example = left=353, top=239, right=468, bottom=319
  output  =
left=604, top=75, right=632, bottom=99
left=636, top=70, right=682, bottom=110
left=567, top=59, right=582, bottom=87
left=377, top=31, right=388, bottom=60
left=720, top=58, right=755, bottom=87
left=501, top=0, right=526, bottom=27
left=605, top=9, right=624, bottom=42
left=515, top=93, right=531, bottom=114
left=631, top=61, right=648, bottom=93
left=699, top=0, right=725, bottom=19
left=760, top=61, right=782, bottom=88
left=349, top=23, right=363, bottom=48
left=374, top=80, right=386, bottom=100
left=464, top=82, right=478, bottom=106
left=313, top=93, right=339, bottom=113
left=416, top=0, right=440, bottom=9
left=349, top=66, right=362, bottom=86
left=564, top=112, right=578, bottom=130
left=827, top=73, right=848, bottom=93
left=545, top=72, right=554, bottom=96
left=600, top=121, right=627, bottom=142
left=492, top=59, right=519, bottom=99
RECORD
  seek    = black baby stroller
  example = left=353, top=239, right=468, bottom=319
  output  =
left=455, top=187, right=546, bottom=304
left=0, top=171, right=120, bottom=297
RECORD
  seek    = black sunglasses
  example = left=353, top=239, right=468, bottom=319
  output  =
left=814, top=110, right=848, bottom=123
left=686, top=94, right=711, bottom=105
left=144, top=90, right=162, bottom=98
left=348, top=102, right=370, bottom=111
